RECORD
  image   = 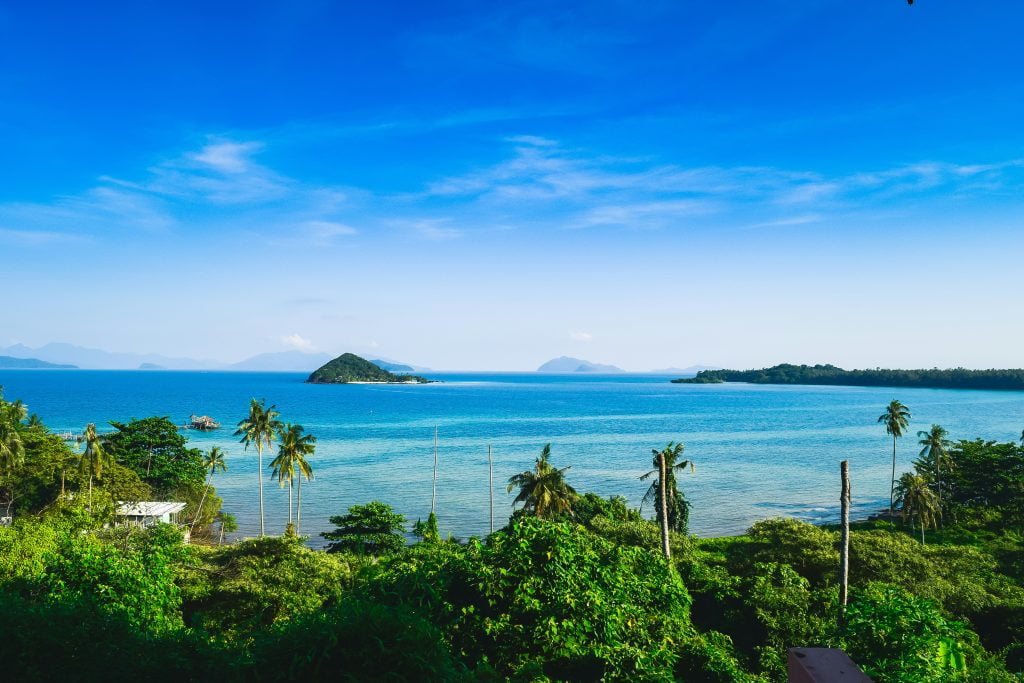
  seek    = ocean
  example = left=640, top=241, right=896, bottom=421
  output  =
left=2, top=369, right=1022, bottom=545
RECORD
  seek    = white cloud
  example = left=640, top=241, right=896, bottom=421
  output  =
left=281, top=333, right=315, bottom=351
left=303, top=220, right=358, bottom=244
left=570, top=331, right=593, bottom=342
left=189, top=141, right=264, bottom=174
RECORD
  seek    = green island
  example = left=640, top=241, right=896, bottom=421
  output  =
left=306, top=352, right=431, bottom=384
left=1, top=388, right=1022, bottom=681
left=672, top=363, right=1024, bottom=391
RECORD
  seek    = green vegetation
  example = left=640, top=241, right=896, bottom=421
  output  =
left=879, top=399, right=911, bottom=515
left=641, top=441, right=694, bottom=534
left=673, top=363, right=1024, bottom=390
left=506, top=443, right=578, bottom=518
left=234, top=398, right=282, bottom=537
left=1, top=386, right=1023, bottom=681
left=307, top=352, right=430, bottom=384
left=321, top=501, right=407, bottom=555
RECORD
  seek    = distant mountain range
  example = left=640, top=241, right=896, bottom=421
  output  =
left=0, top=355, right=77, bottom=369
left=0, top=343, right=219, bottom=370
left=0, top=342, right=425, bottom=373
left=537, top=356, right=625, bottom=373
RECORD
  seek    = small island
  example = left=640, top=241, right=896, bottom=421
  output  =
left=672, top=363, right=1024, bottom=391
left=306, top=353, right=431, bottom=384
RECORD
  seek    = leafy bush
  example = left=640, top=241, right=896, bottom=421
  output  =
left=367, top=517, right=692, bottom=680
left=322, top=501, right=406, bottom=555
left=181, top=535, right=356, bottom=640
left=254, top=597, right=466, bottom=681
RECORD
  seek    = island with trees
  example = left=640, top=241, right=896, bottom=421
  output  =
left=306, top=353, right=431, bottom=384
left=672, top=363, right=1024, bottom=390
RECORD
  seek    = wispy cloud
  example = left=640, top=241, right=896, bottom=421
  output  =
left=570, top=331, right=593, bottom=342
left=281, top=333, right=315, bottom=351
left=0, top=227, right=90, bottom=246
left=4, top=133, right=1022, bottom=251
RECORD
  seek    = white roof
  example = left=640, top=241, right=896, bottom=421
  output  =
left=116, top=501, right=187, bottom=517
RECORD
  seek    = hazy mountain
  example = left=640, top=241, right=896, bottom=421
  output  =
left=537, top=356, right=624, bottom=373
left=369, top=356, right=432, bottom=372
left=229, top=350, right=334, bottom=372
left=0, top=355, right=76, bottom=369
left=648, top=365, right=722, bottom=375
left=369, top=358, right=414, bottom=372
left=0, top=343, right=219, bottom=370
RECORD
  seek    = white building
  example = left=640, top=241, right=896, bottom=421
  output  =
left=115, top=501, right=187, bottom=527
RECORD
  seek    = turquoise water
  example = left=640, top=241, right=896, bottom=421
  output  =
left=2, top=370, right=1022, bottom=545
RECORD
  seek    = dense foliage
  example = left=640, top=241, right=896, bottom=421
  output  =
left=673, top=363, right=1024, bottom=390
left=306, top=352, right=430, bottom=384
left=1, top=387, right=1022, bottom=681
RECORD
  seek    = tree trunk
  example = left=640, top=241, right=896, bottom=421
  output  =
left=937, top=459, right=943, bottom=527
left=191, top=474, right=212, bottom=536
left=488, top=445, right=494, bottom=535
left=60, top=468, right=65, bottom=498
left=921, top=520, right=925, bottom=545
left=219, top=522, right=225, bottom=545
left=296, top=476, right=302, bottom=535
left=288, top=478, right=293, bottom=528
left=659, top=451, right=671, bottom=560
left=839, top=460, right=850, bottom=627
left=88, top=475, right=93, bottom=515
left=257, top=441, right=265, bottom=537
left=890, top=436, right=897, bottom=516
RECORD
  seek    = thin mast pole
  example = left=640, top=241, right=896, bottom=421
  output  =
left=839, top=460, right=851, bottom=626
left=431, top=425, right=438, bottom=514
left=488, top=444, right=494, bottom=534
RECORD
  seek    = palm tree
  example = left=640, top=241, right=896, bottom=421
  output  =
left=0, top=400, right=26, bottom=475
left=640, top=441, right=694, bottom=533
left=878, top=400, right=911, bottom=515
left=894, top=472, right=940, bottom=544
left=191, top=447, right=227, bottom=536
left=506, top=444, right=577, bottom=518
left=270, top=423, right=316, bottom=533
left=916, top=424, right=952, bottom=520
left=78, top=423, right=111, bottom=514
left=234, top=399, right=282, bottom=537
left=0, top=399, right=26, bottom=515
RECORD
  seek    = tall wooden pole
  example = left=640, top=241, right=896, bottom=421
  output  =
left=431, top=426, right=438, bottom=515
left=488, top=444, right=494, bottom=534
left=839, top=460, right=851, bottom=626
left=659, top=450, right=671, bottom=560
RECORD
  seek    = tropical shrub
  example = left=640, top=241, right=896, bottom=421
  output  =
left=367, top=517, right=692, bottom=680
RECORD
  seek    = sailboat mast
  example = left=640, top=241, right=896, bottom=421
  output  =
left=431, top=425, right=438, bottom=514
left=488, top=444, right=494, bottom=534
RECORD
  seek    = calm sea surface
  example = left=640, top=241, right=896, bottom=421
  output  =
left=2, top=370, right=1022, bottom=545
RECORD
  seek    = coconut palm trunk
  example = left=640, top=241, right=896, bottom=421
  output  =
left=659, top=450, right=671, bottom=560
left=296, top=476, right=302, bottom=534
left=890, top=435, right=897, bottom=516
left=191, top=474, right=213, bottom=536
left=257, top=440, right=265, bottom=536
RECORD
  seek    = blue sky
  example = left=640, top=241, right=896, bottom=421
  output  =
left=2, top=1, right=1023, bottom=370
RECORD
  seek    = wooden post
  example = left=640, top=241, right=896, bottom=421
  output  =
left=431, top=426, right=438, bottom=515
left=659, top=450, right=671, bottom=560
left=839, top=460, right=850, bottom=626
left=488, top=444, right=494, bottom=534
